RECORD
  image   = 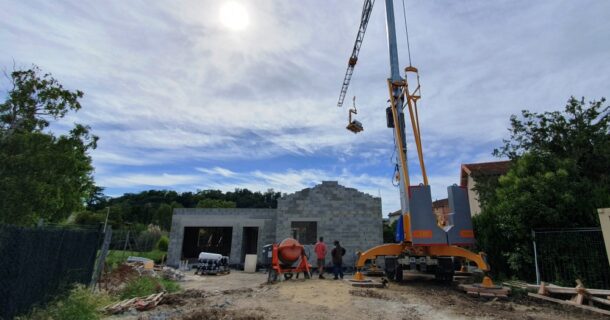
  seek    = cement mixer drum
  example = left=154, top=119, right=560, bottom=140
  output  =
left=278, top=238, right=303, bottom=264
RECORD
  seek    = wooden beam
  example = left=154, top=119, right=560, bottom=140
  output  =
left=528, top=293, right=610, bottom=316
left=526, top=284, right=610, bottom=296
left=590, top=296, right=610, bottom=307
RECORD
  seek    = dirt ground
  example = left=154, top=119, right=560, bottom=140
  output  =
left=106, top=271, right=607, bottom=320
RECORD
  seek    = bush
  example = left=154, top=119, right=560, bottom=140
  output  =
left=134, top=225, right=163, bottom=251
left=120, top=276, right=180, bottom=300
left=73, top=211, right=104, bottom=226
left=157, top=235, right=169, bottom=251
left=23, top=285, right=114, bottom=320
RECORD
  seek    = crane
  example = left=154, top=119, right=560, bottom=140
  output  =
left=337, top=0, right=375, bottom=109
left=339, top=0, right=497, bottom=290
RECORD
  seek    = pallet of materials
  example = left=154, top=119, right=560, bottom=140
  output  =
left=194, top=252, right=230, bottom=275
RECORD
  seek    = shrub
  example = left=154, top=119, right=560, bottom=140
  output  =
left=157, top=235, right=169, bottom=252
left=23, top=285, right=114, bottom=320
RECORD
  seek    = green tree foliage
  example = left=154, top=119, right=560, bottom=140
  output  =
left=383, top=220, right=397, bottom=243
left=196, top=198, right=236, bottom=208
left=0, top=66, right=97, bottom=225
left=84, top=188, right=283, bottom=231
left=474, top=97, right=610, bottom=280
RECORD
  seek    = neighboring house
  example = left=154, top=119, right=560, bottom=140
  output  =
left=167, top=181, right=382, bottom=268
left=387, top=199, right=447, bottom=226
left=460, top=161, right=511, bottom=216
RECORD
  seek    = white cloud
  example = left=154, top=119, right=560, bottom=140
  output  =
left=97, top=173, right=202, bottom=188
left=196, top=166, right=237, bottom=178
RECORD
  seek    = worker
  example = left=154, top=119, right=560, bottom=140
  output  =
left=314, top=236, right=327, bottom=279
left=331, top=240, right=346, bottom=280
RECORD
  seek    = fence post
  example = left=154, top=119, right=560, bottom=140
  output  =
left=532, top=229, right=541, bottom=285
left=90, top=227, right=112, bottom=291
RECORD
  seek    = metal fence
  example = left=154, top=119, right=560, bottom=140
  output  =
left=109, top=228, right=161, bottom=252
left=0, top=224, right=102, bottom=319
left=533, top=228, right=610, bottom=289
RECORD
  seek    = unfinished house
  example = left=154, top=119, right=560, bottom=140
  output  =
left=167, top=181, right=382, bottom=268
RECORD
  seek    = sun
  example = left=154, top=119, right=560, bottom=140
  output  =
left=219, top=2, right=250, bottom=31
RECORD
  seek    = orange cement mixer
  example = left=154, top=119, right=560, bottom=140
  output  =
left=267, top=238, right=312, bottom=283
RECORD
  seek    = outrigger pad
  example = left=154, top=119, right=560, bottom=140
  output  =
left=346, top=120, right=364, bottom=133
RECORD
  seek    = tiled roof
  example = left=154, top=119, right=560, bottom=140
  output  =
left=389, top=210, right=401, bottom=217
left=460, top=160, right=511, bottom=186
left=432, top=198, right=448, bottom=208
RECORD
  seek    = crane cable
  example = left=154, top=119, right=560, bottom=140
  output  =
left=401, top=0, right=413, bottom=67
left=400, top=0, right=429, bottom=185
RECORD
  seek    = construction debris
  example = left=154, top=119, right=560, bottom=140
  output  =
left=162, top=266, right=185, bottom=281
left=126, top=256, right=154, bottom=269
left=102, top=292, right=165, bottom=314
left=526, top=280, right=610, bottom=316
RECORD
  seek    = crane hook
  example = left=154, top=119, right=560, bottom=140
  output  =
left=346, top=96, right=364, bottom=134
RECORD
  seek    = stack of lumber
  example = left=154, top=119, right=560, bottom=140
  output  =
left=103, top=292, right=165, bottom=314
left=458, top=283, right=511, bottom=298
left=527, top=280, right=610, bottom=316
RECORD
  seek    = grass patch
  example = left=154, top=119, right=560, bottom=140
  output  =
left=105, top=249, right=166, bottom=268
left=21, top=285, right=115, bottom=320
left=120, top=276, right=180, bottom=300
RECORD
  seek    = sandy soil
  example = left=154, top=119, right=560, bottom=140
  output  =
left=107, top=271, right=607, bottom=320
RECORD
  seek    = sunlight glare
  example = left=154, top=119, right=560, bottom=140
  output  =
left=219, top=2, right=249, bottom=31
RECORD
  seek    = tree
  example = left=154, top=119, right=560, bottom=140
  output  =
left=196, top=198, right=236, bottom=208
left=154, top=202, right=181, bottom=231
left=473, top=97, right=610, bottom=279
left=383, top=220, right=397, bottom=243
left=0, top=66, right=97, bottom=225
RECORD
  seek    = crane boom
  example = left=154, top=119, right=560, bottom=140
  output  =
left=336, top=0, right=375, bottom=108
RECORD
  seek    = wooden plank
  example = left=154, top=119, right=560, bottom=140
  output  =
left=459, top=285, right=510, bottom=294
left=526, top=284, right=610, bottom=296
left=479, top=292, right=496, bottom=298
left=590, top=296, right=610, bottom=307
left=528, top=293, right=610, bottom=316
left=350, top=282, right=385, bottom=288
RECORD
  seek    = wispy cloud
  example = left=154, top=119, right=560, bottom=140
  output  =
left=97, top=173, right=202, bottom=188
left=1, top=0, right=609, bottom=213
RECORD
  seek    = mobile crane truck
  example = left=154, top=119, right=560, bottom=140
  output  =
left=338, top=0, right=501, bottom=293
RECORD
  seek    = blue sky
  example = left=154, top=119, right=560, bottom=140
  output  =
left=1, top=0, right=609, bottom=215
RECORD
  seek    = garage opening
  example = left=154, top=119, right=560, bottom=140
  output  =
left=182, top=227, right=232, bottom=261
left=241, top=227, right=259, bottom=263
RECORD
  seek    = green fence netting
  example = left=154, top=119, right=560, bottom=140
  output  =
left=0, top=224, right=102, bottom=319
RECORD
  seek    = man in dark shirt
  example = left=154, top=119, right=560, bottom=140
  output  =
left=331, top=240, right=346, bottom=280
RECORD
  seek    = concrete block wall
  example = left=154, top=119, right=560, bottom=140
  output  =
left=167, top=208, right=276, bottom=267
left=276, top=181, right=383, bottom=268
